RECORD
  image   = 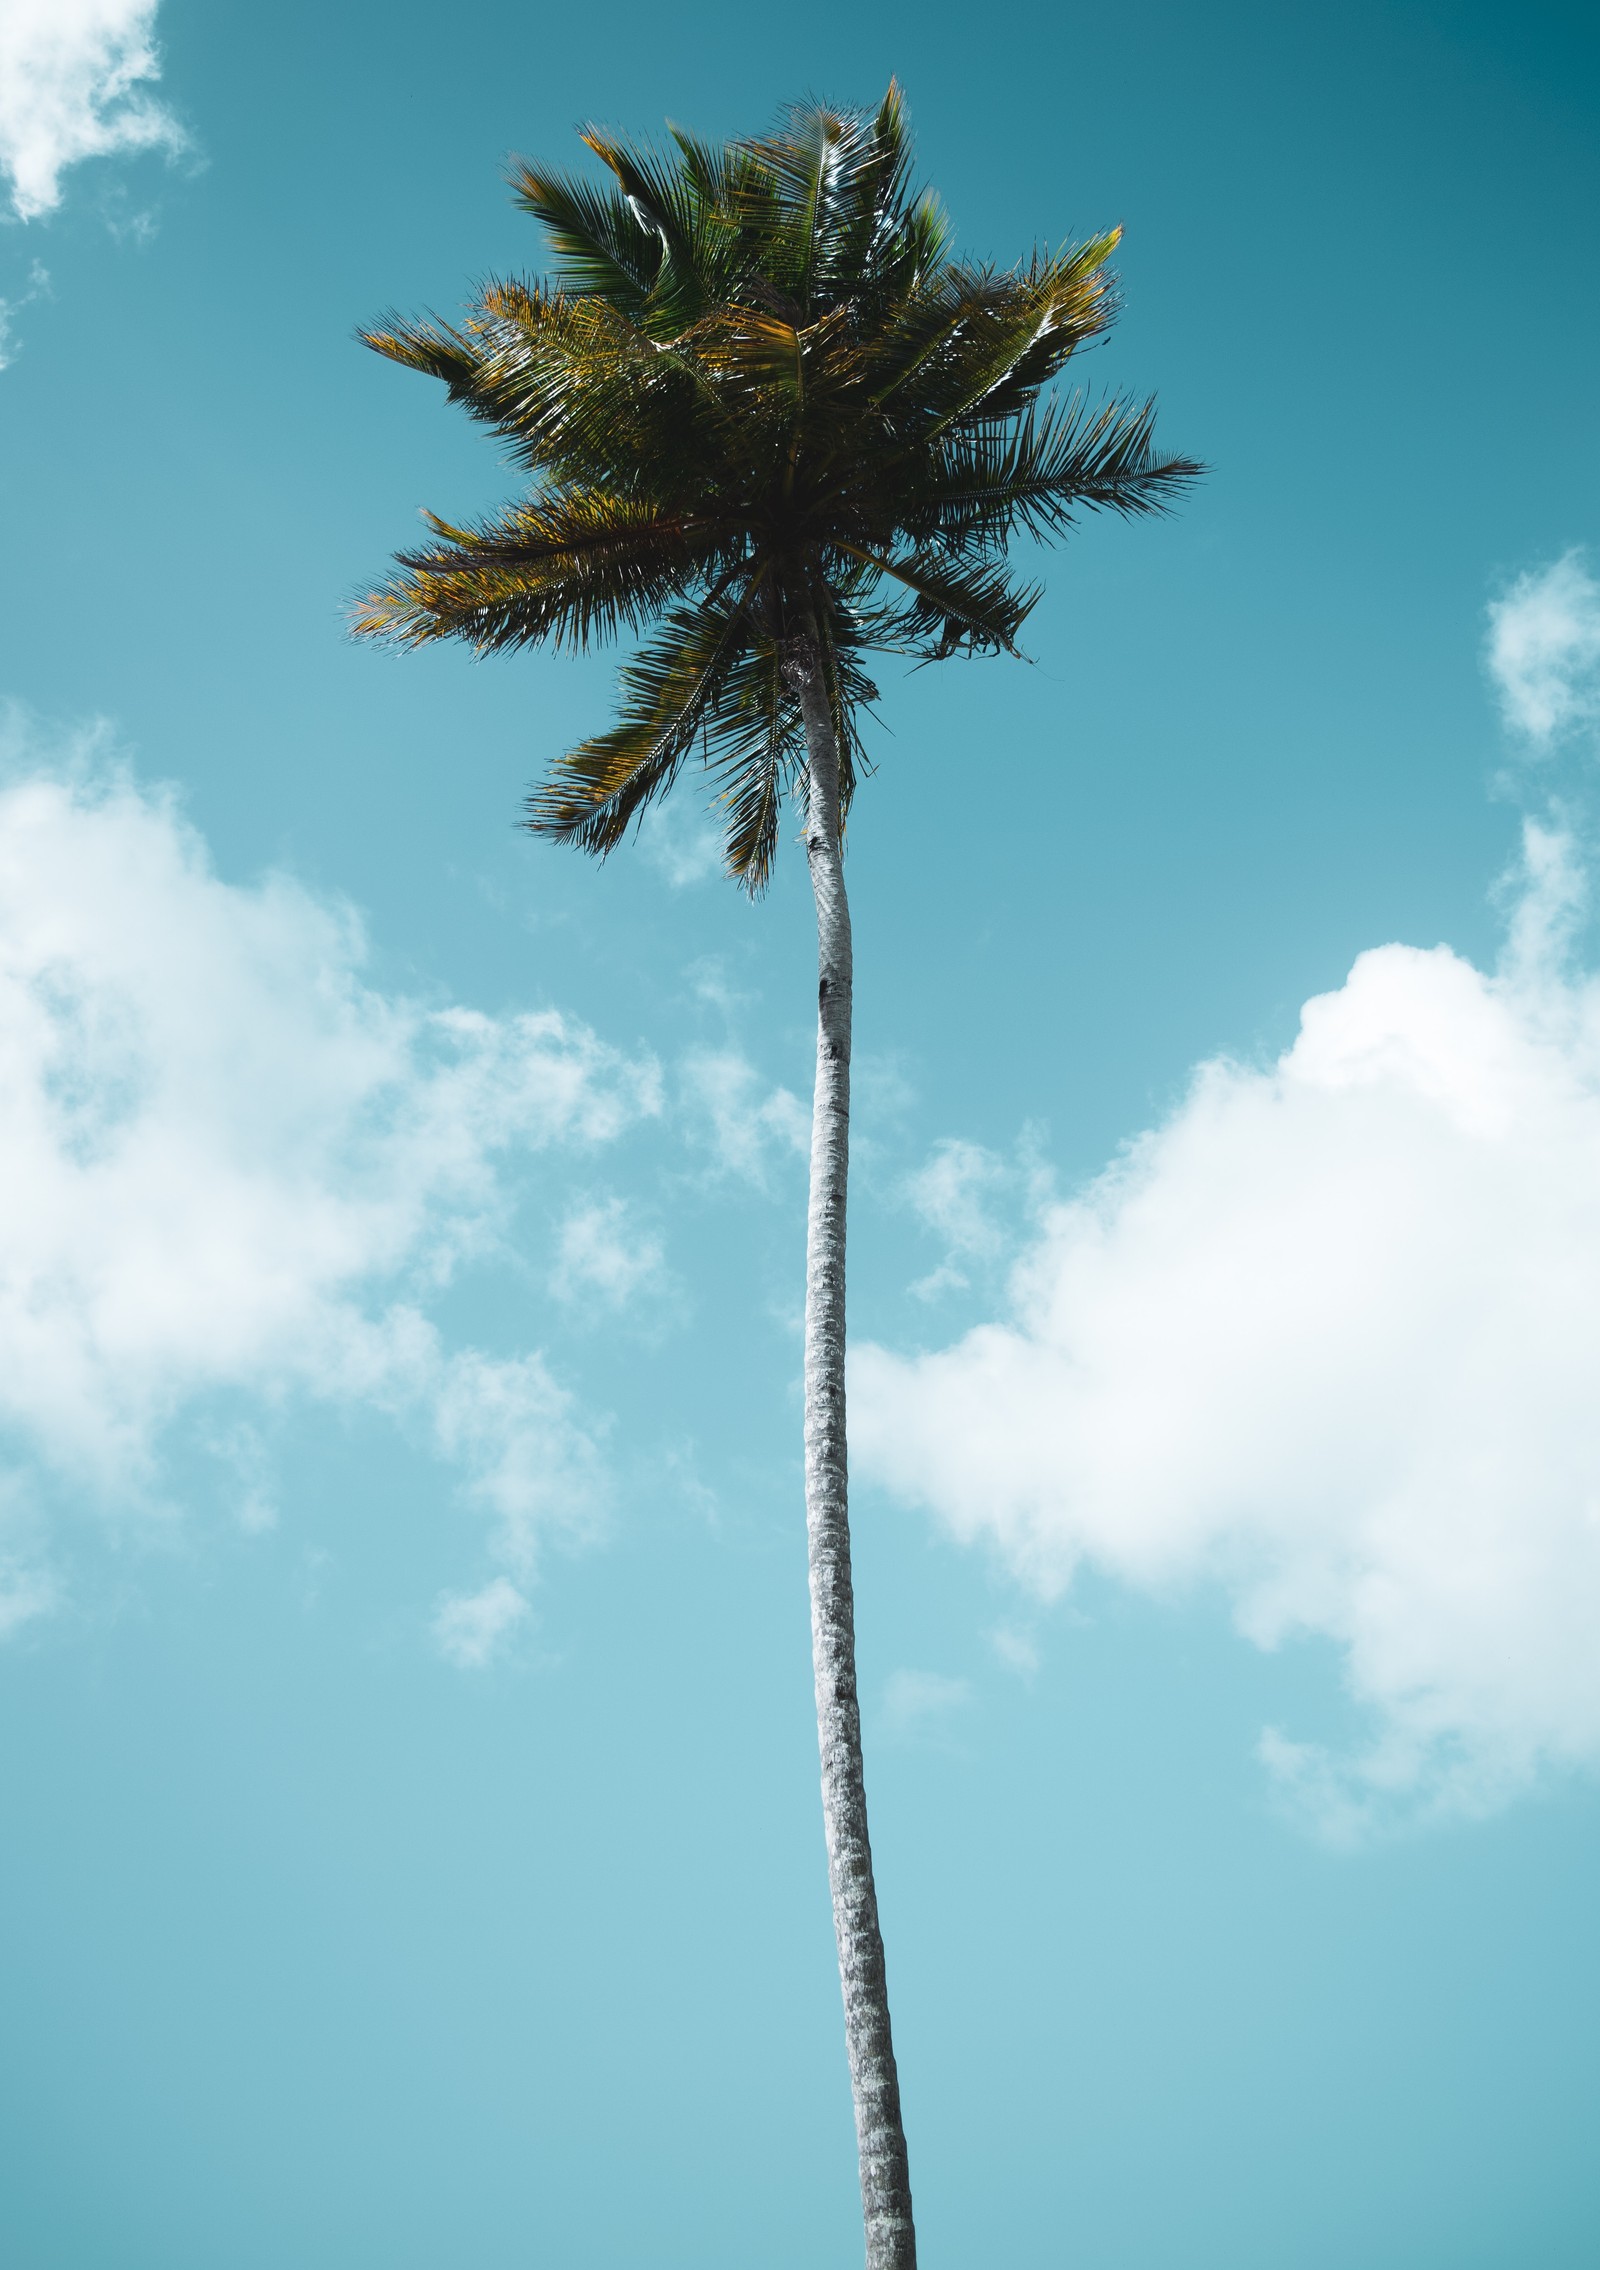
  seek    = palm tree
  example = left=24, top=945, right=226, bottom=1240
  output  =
left=355, top=85, right=1198, bottom=2270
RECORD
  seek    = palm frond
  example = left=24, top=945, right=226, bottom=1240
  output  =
left=506, top=159, right=660, bottom=308
left=432, top=286, right=736, bottom=496
left=906, top=394, right=1206, bottom=549
left=899, top=243, right=1122, bottom=444
left=359, top=310, right=482, bottom=391
left=353, top=493, right=745, bottom=653
left=741, top=102, right=852, bottom=313
left=701, top=634, right=802, bottom=887
left=827, top=83, right=950, bottom=302
left=838, top=542, right=1038, bottom=656
left=525, top=583, right=763, bottom=853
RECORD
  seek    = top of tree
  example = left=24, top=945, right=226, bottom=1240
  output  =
left=354, top=84, right=1203, bottom=889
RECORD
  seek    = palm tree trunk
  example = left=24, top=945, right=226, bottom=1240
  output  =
left=788, top=627, right=917, bottom=2270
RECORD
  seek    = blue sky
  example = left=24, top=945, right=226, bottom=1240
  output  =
left=2, top=2, right=1599, bottom=2265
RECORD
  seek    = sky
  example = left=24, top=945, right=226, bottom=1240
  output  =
left=1, top=2, right=1599, bottom=2265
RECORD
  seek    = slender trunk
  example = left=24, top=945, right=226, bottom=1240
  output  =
left=788, top=628, right=917, bottom=2270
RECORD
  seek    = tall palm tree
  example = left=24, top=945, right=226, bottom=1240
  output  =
left=355, top=86, right=1198, bottom=2270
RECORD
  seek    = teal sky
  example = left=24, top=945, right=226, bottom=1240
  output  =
left=3, top=4, right=1600, bottom=2266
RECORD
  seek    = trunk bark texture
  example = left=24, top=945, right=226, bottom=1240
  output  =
left=788, top=628, right=917, bottom=2270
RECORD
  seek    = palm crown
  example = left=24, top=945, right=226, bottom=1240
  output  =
left=355, top=85, right=1201, bottom=888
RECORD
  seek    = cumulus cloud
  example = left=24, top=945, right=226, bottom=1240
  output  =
left=0, top=0, right=187, bottom=222
left=854, top=817, right=1600, bottom=1836
left=1487, top=551, right=1600, bottom=746
left=0, top=727, right=656, bottom=1626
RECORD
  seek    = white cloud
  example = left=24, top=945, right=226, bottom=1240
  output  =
left=0, top=256, right=47, bottom=368
left=905, top=1136, right=1009, bottom=1298
left=635, top=795, right=724, bottom=888
left=0, top=725, right=656, bottom=1623
left=681, top=1046, right=809, bottom=1184
left=1487, top=550, right=1600, bottom=746
left=0, top=1558, right=54, bottom=1636
left=201, top=1419, right=277, bottom=1535
left=854, top=817, right=1600, bottom=1837
left=432, top=1574, right=530, bottom=1670
left=550, top=1197, right=666, bottom=1310
left=988, top=1624, right=1040, bottom=1679
left=433, top=1350, right=606, bottom=1576
left=882, top=1668, right=973, bottom=1741
left=0, top=0, right=187, bottom=222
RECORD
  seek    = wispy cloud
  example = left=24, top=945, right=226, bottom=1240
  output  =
left=904, top=1136, right=1014, bottom=1299
left=0, top=1557, right=54, bottom=1639
left=882, top=1668, right=973, bottom=1743
left=1487, top=550, right=1600, bottom=747
left=635, top=795, right=724, bottom=889
left=428, top=1351, right=612, bottom=1668
left=434, top=1350, right=607, bottom=1577
left=0, top=257, right=48, bottom=368
left=988, top=1624, right=1040, bottom=1679
left=681, top=1046, right=809, bottom=1185
left=550, top=1196, right=667, bottom=1311
left=0, top=0, right=188, bottom=222
left=432, top=1574, right=531, bottom=1670
left=856, top=788, right=1600, bottom=1840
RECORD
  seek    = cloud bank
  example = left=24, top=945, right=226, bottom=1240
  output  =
left=855, top=562, right=1600, bottom=1837
left=0, top=727, right=656, bottom=1650
left=0, top=0, right=186, bottom=221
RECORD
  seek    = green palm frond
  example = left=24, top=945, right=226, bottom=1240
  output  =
left=359, top=310, right=482, bottom=392
left=354, top=491, right=746, bottom=652
left=505, top=160, right=660, bottom=310
left=357, top=85, right=1203, bottom=891
left=526, top=583, right=763, bottom=854
left=876, top=249, right=1120, bottom=447
left=707, top=635, right=796, bottom=886
left=400, top=286, right=733, bottom=498
left=842, top=543, right=1038, bottom=657
left=906, top=394, right=1204, bottom=552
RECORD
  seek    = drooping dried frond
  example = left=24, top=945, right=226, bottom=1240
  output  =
left=355, top=84, right=1203, bottom=887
